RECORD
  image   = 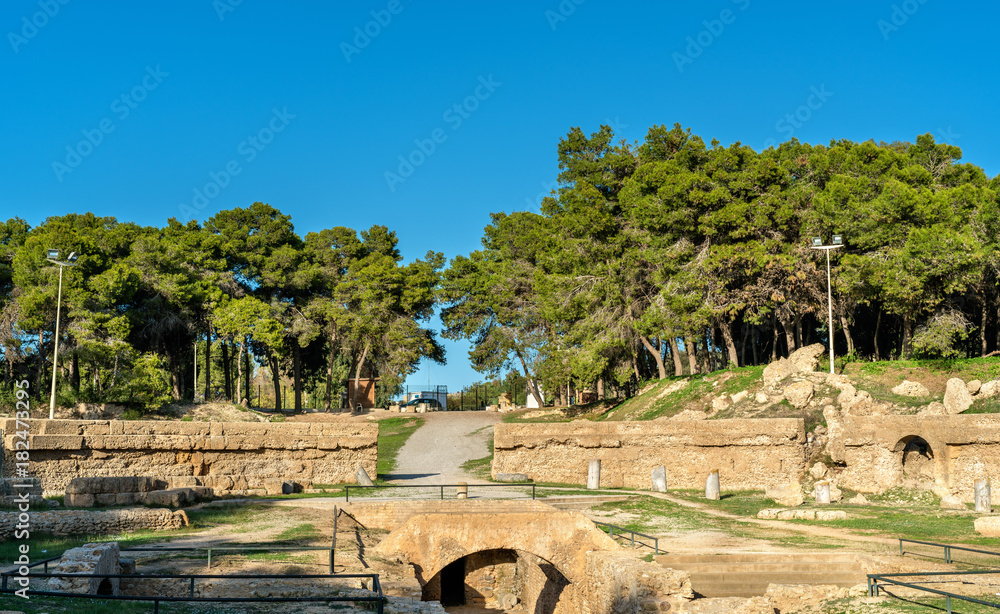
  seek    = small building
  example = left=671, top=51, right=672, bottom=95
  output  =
left=345, top=378, right=379, bottom=410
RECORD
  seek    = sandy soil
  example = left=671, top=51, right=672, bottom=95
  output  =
left=385, top=411, right=501, bottom=484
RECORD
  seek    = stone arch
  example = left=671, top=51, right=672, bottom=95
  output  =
left=893, top=435, right=934, bottom=483
left=372, top=505, right=619, bottom=611
left=421, top=547, right=571, bottom=611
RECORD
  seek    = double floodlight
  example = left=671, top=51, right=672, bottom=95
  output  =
left=810, top=235, right=844, bottom=248
left=46, top=249, right=79, bottom=263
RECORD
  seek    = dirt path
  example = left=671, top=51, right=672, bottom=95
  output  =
left=383, top=411, right=501, bottom=485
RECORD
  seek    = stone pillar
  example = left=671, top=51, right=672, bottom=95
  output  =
left=976, top=479, right=992, bottom=513
left=457, top=482, right=468, bottom=499
left=355, top=466, right=375, bottom=487
left=588, top=459, right=601, bottom=490
left=815, top=480, right=831, bottom=504
left=651, top=466, right=667, bottom=493
left=705, top=469, right=720, bottom=500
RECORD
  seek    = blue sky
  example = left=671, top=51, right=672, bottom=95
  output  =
left=3, top=1, right=998, bottom=393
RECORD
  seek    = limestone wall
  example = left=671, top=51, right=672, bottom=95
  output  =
left=834, top=413, right=1000, bottom=501
left=0, top=508, right=186, bottom=539
left=0, top=419, right=378, bottom=493
left=492, top=419, right=806, bottom=490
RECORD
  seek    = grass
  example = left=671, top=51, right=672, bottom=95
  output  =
left=376, top=415, right=424, bottom=477
left=670, top=488, right=991, bottom=545
left=273, top=522, right=321, bottom=542
left=461, top=433, right=494, bottom=480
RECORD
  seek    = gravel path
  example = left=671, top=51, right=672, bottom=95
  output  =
left=384, top=411, right=501, bottom=485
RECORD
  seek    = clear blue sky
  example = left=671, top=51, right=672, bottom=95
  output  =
left=3, top=1, right=998, bottom=393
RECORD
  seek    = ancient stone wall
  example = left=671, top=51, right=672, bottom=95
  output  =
left=832, top=413, right=1000, bottom=502
left=492, top=419, right=806, bottom=490
left=0, top=419, right=378, bottom=493
left=579, top=550, right=692, bottom=614
left=0, top=508, right=187, bottom=539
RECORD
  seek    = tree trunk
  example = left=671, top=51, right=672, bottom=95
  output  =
left=639, top=335, right=667, bottom=379
left=235, top=340, right=244, bottom=404
left=37, top=330, right=45, bottom=393
left=204, top=333, right=212, bottom=401
left=874, top=309, right=882, bottom=361
left=70, top=349, right=80, bottom=393
left=770, top=317, right=779, bottom=361
left=222, top=341, right=232, bottom=402
left=840, top=314, right=855, bottom=356
left=752, top=326, right=760, bottom=366
left=270, top=354, right=281, bottom=411
left=701, top=332, right=713, bottom=374
left=981, top=301, right=989, bottom=357
left=352, top=340, right=371, bottom=411
left=740, top=322, right=749, bottom=367
left=901, top=314, right=913, bottom=359
left=597, top=378, right=604, bottom=400
left=293, top=342, right=302, bottom=411
left=794, top=315, right=803, bottom=350
left=779, top=314, right=796, bottom=356
left=515, top=348, right=543, bottom=408
left=685, top=336, right=699, bottom=374
left=718, top=319, right=739, bottom=368
left=245, top=348, right=251, bottom=406
left=325, top=334, right=336, bottom=411
left=669, top=338, right=684, bottom=376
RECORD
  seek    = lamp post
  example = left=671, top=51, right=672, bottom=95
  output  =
left=810, top=236, right=843, bottom=374
left=45, top=249, right=79, bottom=419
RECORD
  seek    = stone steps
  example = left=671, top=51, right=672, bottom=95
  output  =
left=542, top=495, right=632, bottom=510
left=656, top=553, right=866, bottom=598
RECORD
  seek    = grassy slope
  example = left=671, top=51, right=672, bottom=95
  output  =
left=503, top=357, right=1000, bottom=424
left=376, top=416, right=425, bottom=477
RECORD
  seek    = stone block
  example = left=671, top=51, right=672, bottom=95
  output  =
left=766, top=483, right=803, bottom=507
left=494, top=473, right=530, bottom=483
left=892, top=380, right=929, bottom=397
left=48, top=542, right=121, bottom=595
left=66, top=493, right=95, bottom=507
left=944, top=378, right=974, bottom=414
left=119, top=558, right=136, bottom=575
left=968, top=380, right=983, bottom=395
left=784, top=381, right=815, bottom=409
left=975, top=517, right=1000, bottom=536
left=143, top=488, right=194, bottom=508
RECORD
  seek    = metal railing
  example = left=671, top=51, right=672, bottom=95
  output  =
left=594, top=521, right=660, bottom=554
left=344, top=482, right=536, bottom=502
left=899, top=538, right=1000, bottom=565
left=119, top=545, right=339, bottom=572
left=1, top=571, right=386, bottom=614
left=868, top=570, right=1000, bottom=612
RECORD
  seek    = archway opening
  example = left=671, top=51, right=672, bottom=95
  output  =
left=96, top=578, right=114, bottom=595
left=423, top=548, right=572, bottom=612
left=439, top=558, right=466, bottom=606
left=897, top=435, right=934, bottom=484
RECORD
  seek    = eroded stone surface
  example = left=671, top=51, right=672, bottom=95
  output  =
left=892, top=380, right=929, bottom=397
left=944, top=378, right=974, bottom=414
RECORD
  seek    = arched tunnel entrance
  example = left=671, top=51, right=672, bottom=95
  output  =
left=896, top=435, right=935, bottom=486
left=422, top=548, right=572, bottom=612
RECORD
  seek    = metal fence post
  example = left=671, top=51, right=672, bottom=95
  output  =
left=189, top=576, right=195, bottom=597
left=345, top=486, right=350, bottom=503
left=532, top=484, right=536, bottom=499
left=440, top=486, right=444, bottom=500
left=207, top=549, right=212, bottom=569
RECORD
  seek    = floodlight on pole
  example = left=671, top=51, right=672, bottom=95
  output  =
left=44, top=249, right=80, bottom=419
left=809, top=237, right=844, bottom=374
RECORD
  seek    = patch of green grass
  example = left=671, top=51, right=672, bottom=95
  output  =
left=377, top=416, right=424, bottom=477
left=184, top=503, right=270, bottom=530
left=461, top=434, right=494, bottom=480
left=273, top=522, right=321, bottom=542
left=966, top=396, right=1000, bottom=414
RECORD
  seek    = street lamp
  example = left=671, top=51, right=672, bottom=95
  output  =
left=810, top=236, right=843, bottom=374
left=45, top=249, right=79, bottom=419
